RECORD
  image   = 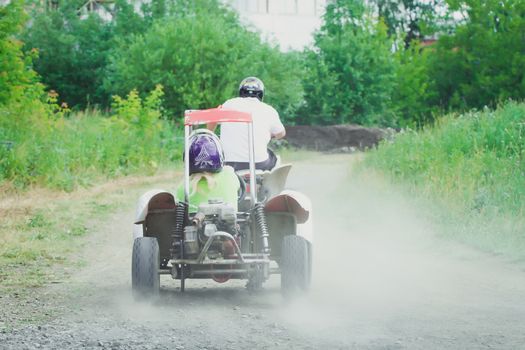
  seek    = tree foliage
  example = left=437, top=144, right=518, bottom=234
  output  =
left=391, top=43, right=438, bottom=127
left=106, top=1, right=303, bottom=122
left=430, top=0, right=525, bottom=110
left=0, top=0, right=51, bottom=139
left=22, top=4, right=113, bottom=108
left=301, top=0, right=396, bottom=126
left=370, top=0, right=446, bottom=47
left=6, top=0, right=525, bottom=128
left=0, top=0, right=43, bottom=105
left=21, top=0, right=302, bottom=121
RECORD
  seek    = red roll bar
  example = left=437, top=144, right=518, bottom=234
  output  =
left=184, top=108, right=252, bottom=126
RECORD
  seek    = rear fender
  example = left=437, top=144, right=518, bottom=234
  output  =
left=133, top=190, right=177, bottom=239
left=265, top=190, right=313, bottom=244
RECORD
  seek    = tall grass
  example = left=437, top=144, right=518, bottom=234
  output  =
left=364, top=101, right=525, bottom=260
left=0, top=86, right=182, bottom=191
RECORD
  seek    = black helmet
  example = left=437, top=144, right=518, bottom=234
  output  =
left=239, top=77, right=264, bottom=101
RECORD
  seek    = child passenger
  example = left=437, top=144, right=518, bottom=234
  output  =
left=177, top=129, right=240, bottom=212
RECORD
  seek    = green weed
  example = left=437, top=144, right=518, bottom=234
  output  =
left=66, top=225, right=87, bottom=237
left=27, top=212, right=50, bottom=228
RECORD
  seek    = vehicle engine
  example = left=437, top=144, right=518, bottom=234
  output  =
left=183, top=200, right=239, bottom=259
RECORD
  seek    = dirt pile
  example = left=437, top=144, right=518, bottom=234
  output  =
left=285, top=124, right=392, bottom=152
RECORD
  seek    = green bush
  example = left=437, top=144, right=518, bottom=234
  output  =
left=0, top=0, right=44, bottom=105
left=300, top=0, right=397, bottom=126
left=1, top=86, right=181, bottom=191
left=0, top=1, right=181, bottom=191
left=23, top=5, right=113, bottom=108
left=0, top=0, right=60, bottom=186
left=430, top=0, right=525, bottom=111
left=391, top=43, right=439, bottom=127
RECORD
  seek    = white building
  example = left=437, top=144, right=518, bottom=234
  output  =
left=222, top=0, right=328, bottom=50
left=78, top=0, right=113, bottom=21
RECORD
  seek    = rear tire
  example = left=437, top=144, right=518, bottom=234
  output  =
left=281, top=235, right=311, bottom=297
left=132, top=237, right=160, bottom=299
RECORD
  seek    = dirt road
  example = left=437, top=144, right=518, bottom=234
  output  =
left=2, top=154, right=525, bottom=349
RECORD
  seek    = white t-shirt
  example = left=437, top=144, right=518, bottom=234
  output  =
left=220, top=97, right=285, bottom=163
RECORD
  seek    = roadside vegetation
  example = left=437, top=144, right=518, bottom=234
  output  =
left=1, top=85, right=180, bottom=190
left=0, top=172, right=177, bottom=290
left=364, top=102, right=525, bottom=260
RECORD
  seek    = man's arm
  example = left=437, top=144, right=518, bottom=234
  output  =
left=269, top=107, right=286, bottom=139
left=272, top=129, right=286, bottom=139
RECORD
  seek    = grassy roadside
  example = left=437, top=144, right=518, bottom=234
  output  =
left=362, top=102, right=525, bottom=261
left=0, top=170, right=181, bottom=290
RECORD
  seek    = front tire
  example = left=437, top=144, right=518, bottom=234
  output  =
left=280, top=235, right=311, bottom=297
left=132, top=237, right=160, bottom=299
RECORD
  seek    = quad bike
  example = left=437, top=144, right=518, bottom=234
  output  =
left=131, top=107, right=313, bottom=298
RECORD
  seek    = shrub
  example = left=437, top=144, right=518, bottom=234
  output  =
left=391, top=43, right=439, bottom=127
left=430, top=0, right=525, bottom=111
left=0, top=0, right=44, bottom=105
left=300, top=0, right=397, bottom=126
left=1, top=86, right=181, bottom=191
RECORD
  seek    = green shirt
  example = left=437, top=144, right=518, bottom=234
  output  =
left=176, top=166, right=240, bottom=212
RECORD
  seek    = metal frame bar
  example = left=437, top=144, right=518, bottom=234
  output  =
left=248, top=122, right=257, bottom=207
left=196, top=231, right=245, bottom=263
left=191, top=269, right=247, bottom=275
left=171, top=258, right=268, bottom=265
left=184, top=125, right=190, bottom=205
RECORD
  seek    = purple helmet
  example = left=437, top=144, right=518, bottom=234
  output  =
left=188, top=129, right=224, bottom=174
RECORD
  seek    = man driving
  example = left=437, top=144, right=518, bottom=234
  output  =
left=208, top=77, right=286, bottom=171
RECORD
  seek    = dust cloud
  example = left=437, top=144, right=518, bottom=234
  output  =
left=275, top=154, right=525, bottom=345
left=49, top=154, right=525, bottom=349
